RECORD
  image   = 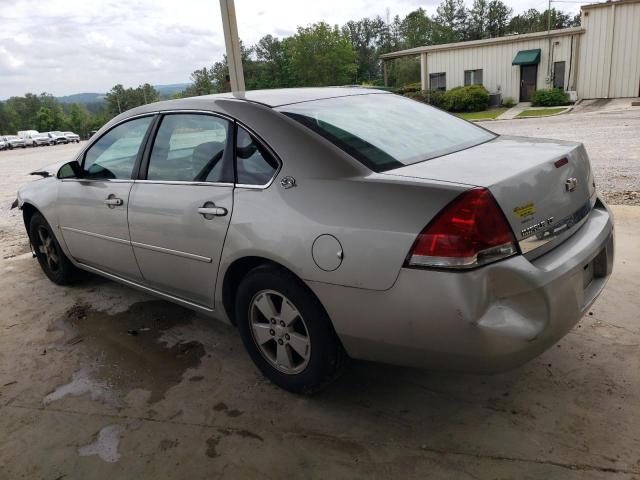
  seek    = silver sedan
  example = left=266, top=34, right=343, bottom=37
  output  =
left=14, top=88, right=614, bottom=393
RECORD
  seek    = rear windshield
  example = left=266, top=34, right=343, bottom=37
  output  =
left=278, top=93, right=496, bottom=172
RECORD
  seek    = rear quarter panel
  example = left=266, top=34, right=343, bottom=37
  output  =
left=215, top=101, right=470, bottom=291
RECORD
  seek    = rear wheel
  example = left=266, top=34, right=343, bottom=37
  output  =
left=29, top=213, right=81, bottom=285
left=236, top=266, right=346, bottom=394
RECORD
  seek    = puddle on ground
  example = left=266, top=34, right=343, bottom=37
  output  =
left=78, top=424, right=125, bottom=463
left=46, top=301, right=205, bottom=406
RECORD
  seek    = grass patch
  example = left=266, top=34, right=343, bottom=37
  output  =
left=454, top=108, right=507, bottom=121
left=517, top=107, right=567, bottom=117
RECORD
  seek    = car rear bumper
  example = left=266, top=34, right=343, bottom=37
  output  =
left=308, top=199, right=614, bottom=373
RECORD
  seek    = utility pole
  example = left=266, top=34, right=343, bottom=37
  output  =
left=547, top=0, right=553, bottom=86
left=219, top=0, right=245, bottom=93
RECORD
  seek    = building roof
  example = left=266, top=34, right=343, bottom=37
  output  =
left=380, top=26, right=584, bottom=60
left=582, top=0, right=640, bottom=10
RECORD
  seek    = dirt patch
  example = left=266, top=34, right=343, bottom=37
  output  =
left=46, top=300, right=205, bottom=406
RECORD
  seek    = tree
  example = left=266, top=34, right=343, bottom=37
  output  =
left=486, top=0, right=512, bottom=38
left=287, top=22, right=357, bottom=86
left=468, top=0, right=489, bottom=40
left=35, top=107, right=54, bottom=132
left=434, top=0, right=468, bottom=42
left=343, top=17, right=387, bottom=82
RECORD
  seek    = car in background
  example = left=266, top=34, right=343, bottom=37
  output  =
left=2, top=135, right=26, bottom=149
left=0, top=138, right=6, bottom=150
left=62, top=131, right=80, bottom=143
left=18, top=130, right=39, bottom=144
left=46, top=132, right=68, bottom=145
left=31, top=133, right=55, bottom=147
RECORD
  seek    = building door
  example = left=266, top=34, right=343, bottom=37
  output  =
left=520, top=65, right=537, bottom=101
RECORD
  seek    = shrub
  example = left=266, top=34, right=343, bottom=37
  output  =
left=395, top=82, right=422, bottom=95
left=531, top=88, right=569, bottom=106
left=443, top=85, right=490, bottom=112
left=402, top=89, right=448, bottom=110
left=501, top=97, right=516, bottom=108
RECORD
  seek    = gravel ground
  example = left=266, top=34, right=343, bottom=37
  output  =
left=482, top=106, right=640, bottom=205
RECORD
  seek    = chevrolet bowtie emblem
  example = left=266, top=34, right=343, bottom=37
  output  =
left=565, top=177, right=578, bottom=192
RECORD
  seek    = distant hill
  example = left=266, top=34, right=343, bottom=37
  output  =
left=57, top=92, right=105, bottom=104
left=154, top=83, right=190, bottom=97
left=56, top=83, right=190, bottom=104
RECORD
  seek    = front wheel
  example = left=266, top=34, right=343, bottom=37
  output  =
left=29, top=213, right=81, bottom=285
left=236, top=266, right=346, bottom=394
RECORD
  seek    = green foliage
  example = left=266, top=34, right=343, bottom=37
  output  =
left=105, top=83, right=161, bottom=116
left=402, top=89, right=447, bottom=110
left=531, top=88, right=570, bottom=106
left=443, top=85, right=490, bottom=112
left=501, top=97, right=516, bottom=108
left=287, top=22, right=357, bottom=87
left=395, top=82, right=422, bottom=94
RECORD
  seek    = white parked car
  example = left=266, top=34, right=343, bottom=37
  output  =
left=31, top=133, right=55, bottom=147
left=45, top=132, right=68, bottom=145
left=62, top=131, right=81, bottom=143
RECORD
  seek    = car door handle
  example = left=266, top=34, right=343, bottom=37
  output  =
left=104, top=197, right=123, bottom=206
left=197, top=206, right=228, bottom=217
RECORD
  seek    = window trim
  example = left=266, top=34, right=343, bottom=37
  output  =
left=233, top=122, right=282, bottom=190
left=138, top=111, right=235, bottom=185
left=429, top=72, right=447, bottom=91
left=70, top=113, right=159, bottom=183
left=464, top=69, right=483, bottom=86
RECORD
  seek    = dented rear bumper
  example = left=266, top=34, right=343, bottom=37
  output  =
left=309, top=199, right=614, bottom=372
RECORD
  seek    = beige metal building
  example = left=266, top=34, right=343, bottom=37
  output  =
left=380, top=0, right=640, bottom=101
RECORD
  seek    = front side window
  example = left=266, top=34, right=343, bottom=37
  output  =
left=464, top=69, right=483, bottom=86
left=147, top=114, right=230, bottom=182
left=236, top=126, right=279, bottom=186
left=83, top=116, right=153, bottom=180
left=429, top=72, right=446, bottom=91
left=278, top=93, right=495, bottom=172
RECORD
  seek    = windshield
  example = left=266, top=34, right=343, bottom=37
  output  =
left=278, top=93, right=496, bottom=172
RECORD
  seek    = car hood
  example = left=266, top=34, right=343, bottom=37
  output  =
left=30, top=159, right=68, bottom=178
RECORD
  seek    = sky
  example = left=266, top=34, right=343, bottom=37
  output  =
left=0, top=0, right=583, bottom=98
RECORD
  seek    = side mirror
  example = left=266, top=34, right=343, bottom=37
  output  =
left=57, top=160, right=84, bottom=179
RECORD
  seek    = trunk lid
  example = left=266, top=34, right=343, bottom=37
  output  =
left=383, top=135, right=596, bottom=256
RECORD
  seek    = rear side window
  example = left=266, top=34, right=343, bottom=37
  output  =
left=278, top=94, right=495, bottom=172
left=83, top=116, right=153, bottom=180
left=147, top=114, right=231, bottom=182
left=235, top=126, right=279, bottom=186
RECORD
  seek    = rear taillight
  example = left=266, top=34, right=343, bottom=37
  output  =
left=406, top=188, right=518, bottom=269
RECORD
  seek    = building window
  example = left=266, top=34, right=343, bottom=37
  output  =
left=464, top=69, right=483, bottom=86
left=553, top=61, right=566, bottom=90
left=429, top=72, right=446, bottom=91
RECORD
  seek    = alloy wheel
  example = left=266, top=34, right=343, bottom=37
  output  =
left=249, top=289, right=311, bottom=374
left=36, top=226, right=60, bottom=273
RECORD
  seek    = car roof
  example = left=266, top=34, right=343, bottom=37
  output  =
left=126, top=87, right=390, bottom=116
left=211, top=86, right=389, bottom=107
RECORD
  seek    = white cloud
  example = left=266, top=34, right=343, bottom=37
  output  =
left=0, top=0, right=582, bottom=98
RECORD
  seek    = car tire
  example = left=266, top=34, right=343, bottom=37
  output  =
left=29, top=212, right=82, bottom=285
left=235, top=265, right=347, bottom=394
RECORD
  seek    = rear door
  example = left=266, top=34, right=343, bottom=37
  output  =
left=57, top=115, right=155, bottom=281
left=127, top=112, right=234, bottom=308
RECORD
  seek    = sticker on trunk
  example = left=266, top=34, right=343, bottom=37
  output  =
left=513, top=202, right=536, bottom=218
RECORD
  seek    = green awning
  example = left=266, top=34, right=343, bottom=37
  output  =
left=512, top=49, right=541, bottom=66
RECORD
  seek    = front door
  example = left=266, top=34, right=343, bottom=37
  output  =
left=127, top=113, right=234, bottom=308
left=57, top=115, right=155, bottom=281
left=520, top=64, right=538, bottom=101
